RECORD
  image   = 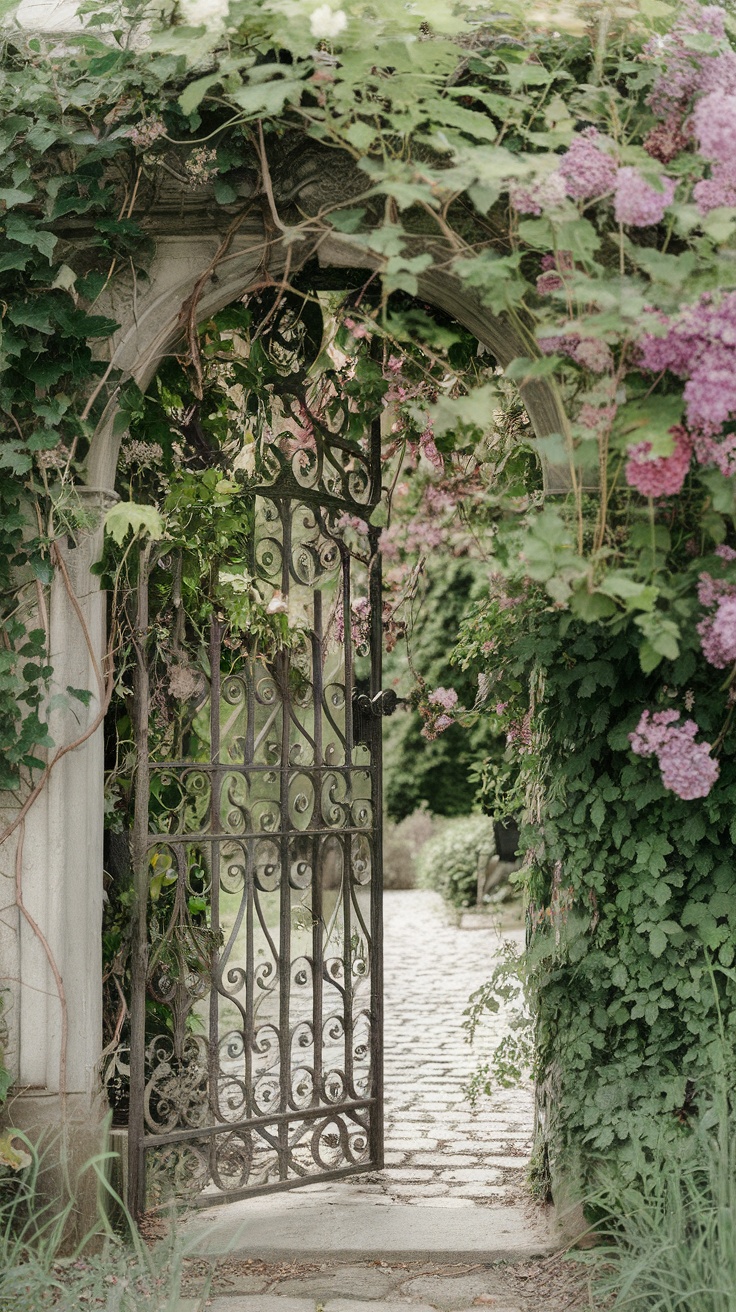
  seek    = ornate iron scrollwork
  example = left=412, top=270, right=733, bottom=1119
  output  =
left=126, top=294, right=385, bottom=1215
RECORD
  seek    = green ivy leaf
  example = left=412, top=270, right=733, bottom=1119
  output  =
left=104, top=501, right=165, bottom=546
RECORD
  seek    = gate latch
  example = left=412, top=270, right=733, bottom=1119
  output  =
left=352, top=689, right=402, bottom=744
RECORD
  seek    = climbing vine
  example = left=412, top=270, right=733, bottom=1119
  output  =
left=4, top=0, right=736, bottom=1193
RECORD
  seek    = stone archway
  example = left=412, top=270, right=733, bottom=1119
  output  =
left=6, top=150, right=567, bottom=1233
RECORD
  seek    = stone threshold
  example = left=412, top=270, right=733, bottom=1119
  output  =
left=179, top=1192, right=558, bottom=1265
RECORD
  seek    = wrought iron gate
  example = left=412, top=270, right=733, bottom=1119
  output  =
left=126, top=404, right=386, bottom=1213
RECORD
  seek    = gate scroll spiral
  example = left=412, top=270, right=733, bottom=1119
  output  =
left=125, top=298, right=385, bottom=1214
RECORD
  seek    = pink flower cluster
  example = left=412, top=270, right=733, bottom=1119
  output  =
left=614, top=168, right=676, bottom=227
left=697, top=558, right=736, bottom=667
left=629, top=708, right=720, bottom=800
left=637, top=293, right=736, bottom=470
left=421, top=687, right=459, bottom=740
left=644, top=120, right=690, bottom=164
left=509, top=172, right=567, bottom=215
left=507, top=711, right=533, bottom=753
left=126, top=115, right=166, bottom=149
left=579, top=402, right=617, bottom=435
left=646, top=2, right=736, bottom=124
left=429, top=686, right=459, bottom=711
left=558, top=128, right=618, bottom=200
left=539, top=332, right=613, bottom=374
left=692, top=89, right=736, bottom=213
left=419, top=423, right=443, bottom=472
left=624, top=426, right=693, bottom=498
left=334, top=595, right=371, bottom=649
left=536, top=251, right=574, bottom=295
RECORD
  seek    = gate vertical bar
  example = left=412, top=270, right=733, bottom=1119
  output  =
left=278, top=499, right=291, bottom=1179
left=367, top=511, right=385, bottom=1170
left=208, top=617, right=224, bottom=1131
left=311, top=589, right=324, bottom=1110
left=128, top=544, right=151, bottom=1217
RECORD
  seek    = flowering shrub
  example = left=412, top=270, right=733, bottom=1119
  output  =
left=5, top=0, right=736, bottom=1201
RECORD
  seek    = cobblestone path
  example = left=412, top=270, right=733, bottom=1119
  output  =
left=179, top=893, right=563, bottom=1312
left=349, top=888, right=535, bottom=1208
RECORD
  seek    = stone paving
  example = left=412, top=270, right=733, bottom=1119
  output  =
left=350, top=889, right=534, bottom=1208
left=178, top=893, right=561, bottom=1311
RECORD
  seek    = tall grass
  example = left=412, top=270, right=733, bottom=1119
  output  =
left=0, top=1134, right=196, bottom=1311
left=588, top=1091, right=736, bottom=1311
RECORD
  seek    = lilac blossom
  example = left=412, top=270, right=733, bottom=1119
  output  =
left=644, top=119, right=690, bottom=164
left=693, top=163, right=736, bottom=213
left=536, top=251, right=573, bottom=295
left=697, top=565, right=736, bottom=666
left=419, top=424, right=443, bottom=472
left=692, top=88, right=736, bottom=162
left=539, top=332, right=613, bottom=374
left=558, top=128, right=618, bottom=200
left=578, top=403, right=617, bottom=435
left=629, top=709, right=719, bottom=800
left=614, top=168, right=676, bottom=227
left=637, top=293, right=736, bottom=463
left=624, top=426, right=693, bottom=498
left=429, top=686, right=459, bottom=711
left=509, top=172, right=567, bottom=215
left=646, top=3, right=736, bottom=124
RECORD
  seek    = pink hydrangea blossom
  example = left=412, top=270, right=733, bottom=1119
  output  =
left=536, top=251, right=574, bottom=295
left=419, top=425, right=443, bottom=472
left=629, top=707, right=681, bottom=756
left=699, top=594, right=736, bottom=666
left=429, top=686, right=459, bottom=711
left=708, top=595, right=736, bottom=663
left=573, top=338, right=614, bottom=372
left=509, top=172, right=567, bottom=215
left=539, top=332, right=613, bottom=374
left=536, top=270, right=564, bottom=295
left=637, top=293, right=736, bottom=459
left=579, top=403, right=617, bottom=434
left=693, top=162, right=736, bottom=213
left=343, top=317, right=371, bottom=340
left=558, top=128, right=618, bottom=200
left=644, top=118, right=690, bottom=164
left=614, top=168, right=676, bottom=227
left=692, top=88, right=736, bottom=163
left=646, top=3, right=736, bottom=124
left=697, top=562, right=736, bottom=666
left=629, top=708, right=719, bottom=800
left=624, top=426, right=693, bottom=498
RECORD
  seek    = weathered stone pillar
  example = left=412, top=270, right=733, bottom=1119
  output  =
left=1, top=489, right=116, bottom=1241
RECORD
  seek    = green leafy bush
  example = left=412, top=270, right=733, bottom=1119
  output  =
left=416, top=815, right=495, bottom=909
left=383, top=560, right=504, bottom=821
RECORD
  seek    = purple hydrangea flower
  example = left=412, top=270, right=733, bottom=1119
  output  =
left=614, top=168, right=676, bottom=227
left=693, top=89, right=736, bottom=163
left=509, top=172, right=567, bottom=215
left=647, top=2, right=736, bottom=123
left=637, top=293, right=736, bottom=461
left=429, top=686, right=459, bottom=711
left=558, top=128, right=618, bottom=200
left=624, top=426, right=692, bottom=498
left=629, top=708, right=719, bottom=800
left=693, top=162, right=736, bottom=213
